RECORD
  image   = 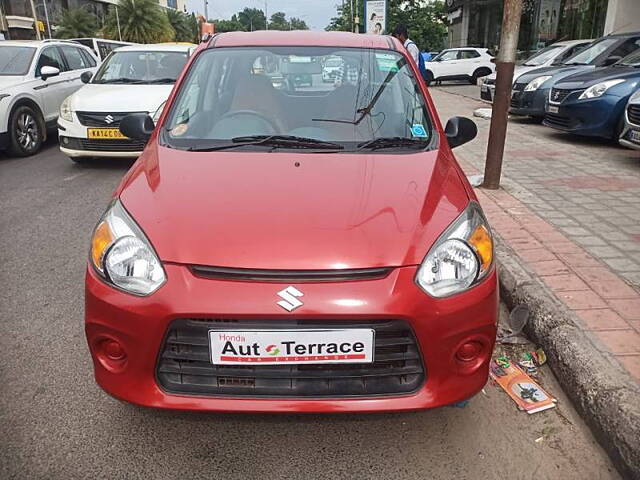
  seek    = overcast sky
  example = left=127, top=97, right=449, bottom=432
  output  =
left=186, top=0, right=339, bottom=31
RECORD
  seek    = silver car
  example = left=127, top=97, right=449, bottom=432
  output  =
left=619, top=89, right=640, bottom=150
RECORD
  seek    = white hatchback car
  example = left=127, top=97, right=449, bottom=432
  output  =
left=58, top=44, right=193, bottom=162
left=424, top=47, right=495, bottom=85
left=0, top=40, right=98, bottom=156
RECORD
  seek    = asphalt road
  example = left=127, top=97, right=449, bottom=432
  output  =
left=0, top=139, right=621, bottom=479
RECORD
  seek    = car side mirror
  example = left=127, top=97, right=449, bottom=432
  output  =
left=120, top=114, right=155, bottom=141
left=80, top=71, right=93, bottom=84
left=445, top=116, right=477, bottom=149
left=604, top=55, right=622, bottom=66
left=40, top=65, right=60, bottom=80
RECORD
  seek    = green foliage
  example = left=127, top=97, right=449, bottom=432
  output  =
left=210, top=18, right=246, bottom=33
left=55, top=7, right=98, bottom=39
left=166, top=9, right=193, bottom=43
left=103, top=0, right=175, bottom=43
left=237, top=8, right=266, bottom=32
left=289, top=17, right=309, bottom=30
left=269, top=12, right=289, bottom=31
left=188, top=13, right=200, bottom=43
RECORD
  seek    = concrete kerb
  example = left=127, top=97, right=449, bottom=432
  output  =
left=495, top=235, right=640, bottom=480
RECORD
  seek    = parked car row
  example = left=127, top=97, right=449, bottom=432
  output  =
left=479, top=31, right=640, bottom=150
left=0, top=39, right=194, bottom=159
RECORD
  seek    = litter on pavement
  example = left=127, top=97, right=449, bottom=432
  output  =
left=473, top=108, right=492, bottom=119
left=490, top=358, right=556, bottom=414
left=498, top=304, right=530, bottom=344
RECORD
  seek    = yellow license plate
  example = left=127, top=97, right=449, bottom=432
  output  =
left=87, top=128, right=127, bottom=139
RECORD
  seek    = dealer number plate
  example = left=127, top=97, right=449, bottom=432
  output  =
left=547, top=105, right=559, bottom=114
left=87, top=128, right=127, bottom=139
left=209, top=329, right=375, bottom=365
left=629, top=129, right=640, bottom=144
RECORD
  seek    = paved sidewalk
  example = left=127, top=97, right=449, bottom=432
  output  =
left=430, top=87, right=640, bottom=382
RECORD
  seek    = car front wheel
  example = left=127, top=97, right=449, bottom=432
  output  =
left=8, top=105, right=43, bottom=157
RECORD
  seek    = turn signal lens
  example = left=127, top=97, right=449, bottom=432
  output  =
left=91, top=221, right=114, bottom=271
left=468, top=224, right=493, bottom=273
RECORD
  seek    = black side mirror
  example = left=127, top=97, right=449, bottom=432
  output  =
left=603, top=55, right=622, bottom=66
left=120, top=114, right=155, bottom=141
left=80, top=71, right=93, bottom=84
left=445, top=116, right=477, bottom=149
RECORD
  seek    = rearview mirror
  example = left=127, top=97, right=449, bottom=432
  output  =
left=80, top=71, right=93, bottom=84
left=603, top=55, right=622, bottom=66
left=445, top=116, right=477, bottom=149
left=120, top=114, right=155, bottom=142
left=40, top=66, right=60, bottom=80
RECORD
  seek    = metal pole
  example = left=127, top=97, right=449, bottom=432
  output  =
left=265, top=1, right=268, bottom=30
left=42, top=0, right=51, bottom=39
left=115, top=6, right=122, bottom=41
left=203, top=0, right=208, bottom=21
left=350, top=0, right=354, bottom=32
left=482, top=0, right=523, bottom=190
left=29, top=0, right=41, bottom=40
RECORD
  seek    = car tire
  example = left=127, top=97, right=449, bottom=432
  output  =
left=470, top=68, right=492, bottom=85
left=424, top=70, right=434, bottom=86
left=68, top=156, right=92, bottom=164
left=8, top=105, right=44, bottom=157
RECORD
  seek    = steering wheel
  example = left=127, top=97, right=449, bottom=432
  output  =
left=213, top=110, right=281, bottom=135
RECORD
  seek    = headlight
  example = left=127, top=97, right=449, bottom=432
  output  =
left=630, top=89, right=640, bottom=102
left=524, top=75, right=552, bottom=92
left=579, top=79, right=625, bottom=99
left=59, top=96, right=73, bottom=122
left=152, top=101, right=166, bottom=124
left=416, top=202, right=493, bottom=298
left=90, top=200, right=166, bottom=295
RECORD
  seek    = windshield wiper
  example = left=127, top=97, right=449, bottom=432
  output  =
left=562, top=62, right=587, bottom=66
left=145, top=77, right=176, bottom=84
left=356, top=137, right=427, bottom=151
left=186, top=135, right=344, bottom=152
left=94, top=77, right=144, bottom=84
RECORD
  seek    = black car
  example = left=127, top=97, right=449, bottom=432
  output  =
left=510, top=32, right=640, bottom=119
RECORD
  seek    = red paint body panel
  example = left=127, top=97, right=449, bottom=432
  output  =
left=85, top=32, right=499, bottom=412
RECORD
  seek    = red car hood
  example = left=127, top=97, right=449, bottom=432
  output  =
left=118, top=143, right=470, bottom=270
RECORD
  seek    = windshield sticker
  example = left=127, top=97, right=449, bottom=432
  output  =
left=171, top=123, right=188, bottom=136
left=411, top=124, right=428, bottom=138
left=375, top=53, right=399, bottom=72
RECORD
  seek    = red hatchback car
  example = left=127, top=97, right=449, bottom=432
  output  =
left=85, top=31, right=498, bottom=413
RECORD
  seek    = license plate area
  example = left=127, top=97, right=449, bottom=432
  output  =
left=547, top=105, right=559, bottom=114
left=628, top=129, right=640, bottom=144
left=87, top=128, right=127, bottom=139
left=209, top=329, right=375, bottom=365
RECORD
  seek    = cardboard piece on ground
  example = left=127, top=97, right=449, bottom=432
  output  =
left=490, top=359, right=556, bottom=414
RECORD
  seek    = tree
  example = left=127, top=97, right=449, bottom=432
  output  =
left=103, top=0, right=175, bottom=43
left=237, top=7, right=266, bottom=32
left=166, top=9, right=193, bottom=43
left=289, top=17, right=309, bottom=30
left=210, top=17, right=246, bottom=33
left=268, top=11, right=288, bottom=31
left=188, top=13, right=200, bottom=43
left=55, top=7, right=98, bottom=39
left=326, top=2, right=354, bottom=32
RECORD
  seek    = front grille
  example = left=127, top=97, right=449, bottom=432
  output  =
left=190, top=265, right=392, bottom=283
left=61, top=136, right=146, bottom=152
left=156, top=318, right=425, bottom=398
left=75, top=111, right=145, bottom=127
left=544, top=112, right=573, bottom=129
left=510, top=83, right=527, bottom=108
left=484, top=78, right=495, bottom=86
left=548, top=88, right=583, bottom=104
left=628, top=104, right=640, bottom=126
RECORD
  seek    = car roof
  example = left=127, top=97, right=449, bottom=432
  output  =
left=211, top=31, right=397, bottom=50
left=0, top=40, right=46, bottom=48
left=443, top=47, right=489, bottom=51
left=113, top=43, right=195, bottom=53
left=553, top=39, right=593, bottom=46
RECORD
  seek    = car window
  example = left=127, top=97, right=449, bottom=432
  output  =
left=563, top=38, right=617, bottom=65
left=609, top=38, right=640, bottom=61
left=434, top=50, right=458, bottom=61
left=78, top=48, right=97, bottom=67
left=459, top=50, right=480, bottom=59
left=522, top=45, right=562, bottom=66
left=61, top=46, right=91, bottom=70
left=97, top=41, right=118, bottom=60
left=92, top=50, right=189, bottom=84
left=36, top=47, right=66, bottom=76
left=164, top=46, right=435, bottom=153
left=0, top=46, right=36, bottom=75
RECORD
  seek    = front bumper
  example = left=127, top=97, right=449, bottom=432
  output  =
left=57, top=117, right=145, bottom=158
left=0, top=131, right=9, bottom=151
left=509, top=87, right=548, bottom=117
left=619, top=109, right=640, bottom=150
left=480, top=84, right=494, bottom=102
left=85, top=263, right=498, bottom=413
left=543, top=95, right=626, bottom=139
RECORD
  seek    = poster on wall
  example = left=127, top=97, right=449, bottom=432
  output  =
left=365, top=0, right=386, bottom=35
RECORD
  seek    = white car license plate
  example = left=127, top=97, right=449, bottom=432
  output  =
left=209, top=329, right=375, bottom=365
left=481, top=85, right=488, bottom=92
left=629, top=129, right=640, bottom=144
left=547, top=105, right=559, bottom=114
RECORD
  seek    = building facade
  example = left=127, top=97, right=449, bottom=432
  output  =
left=446, top=0, right=640, bottom=57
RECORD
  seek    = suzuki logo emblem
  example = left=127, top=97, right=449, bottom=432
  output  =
left=553, top=91, right=560, bottom=100
left=276, top=286, right=304, bottom=312
left=104, top=115, right=115, bottom=124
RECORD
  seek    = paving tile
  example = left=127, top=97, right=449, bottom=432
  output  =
left=542, top=274, right=589, bottom=292
left=518, top=248, right=558, bottom=263
left=557, top=252, right=603, bottom=268
left=616, top=355, right=640, bottom=382
left=596, top=330, right=640, bottom=354
left=555, top=290, right=608, bottom=309
left=530, top=260, right=571, bottom=276
left=544, top=242, right=584, bottom=254
left=608, top=298, right=640, bottom=321
left=574, top=267, right=638, bottom=299
left=575, top=309, right=630, bottom=330
left=601, top=257, right=640, bottom=273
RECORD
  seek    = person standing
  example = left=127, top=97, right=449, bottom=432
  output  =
left=392, top=24, right=420, bottom=65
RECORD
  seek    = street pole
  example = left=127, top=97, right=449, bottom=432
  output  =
left=203, top=0, right=208, bottom=22
left=42, top=0, right=51, bottom=39
left=115, top=6, right=122, bottom=41
left=350, top=0, right=354, bottom=32
left=265, top=1, right=268, bottom=30
left=29, top=0, right=41, bottom=40
left=482, top=0, right=523, bottom=190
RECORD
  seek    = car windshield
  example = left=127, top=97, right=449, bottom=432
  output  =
left=163, top=46, right=434, bottom=153
left=617, top=49, right=640, bottom=67
left=0, top=46, right=36, bottom=75
left=522, top=45, right=563, bottom=66
left=92, top=50, right=188, bottom=84
left=563, top=38, right=617, bottom=65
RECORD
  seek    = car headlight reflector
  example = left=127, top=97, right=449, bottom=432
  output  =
left=524, top=75, right=552, bottom=92
left=416, top=203, right=493, bottom=298
left=579, top=79, right=625, bottom=99
left=59, top=96, right=73, bottom=122
left=90, top=200, right=165, bottom=295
